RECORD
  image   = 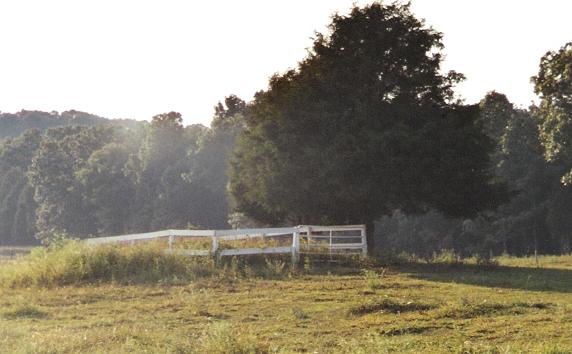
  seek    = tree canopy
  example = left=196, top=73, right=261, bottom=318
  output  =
left=229, top=2, right=507, bottom=249
left=532, top=42, right=572, bottom=185
left=0, top=102, right=244, bottom=245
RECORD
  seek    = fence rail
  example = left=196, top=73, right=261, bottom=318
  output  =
left=85, top=225, right=367, bottom=264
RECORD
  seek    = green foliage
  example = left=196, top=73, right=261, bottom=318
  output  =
left=230, top=2, right=506, bottom=251
left=0, top=130, right=42, bottom=245
left=29, top=125, right=118, bottom=241
left=0, top=110, right=117, bottom=140
left=45, top=231, right=77, bottom=250
left=183, top=97, right=247, bottom=229
left=376, top=89, right=572, bottom=257
left=76, top=143, right=135, bottom=235
left=0, top=101, right=244, bottom=246
left=532, top=42, right=572, bottom=186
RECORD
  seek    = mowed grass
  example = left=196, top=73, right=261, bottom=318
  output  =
left=0, top=251, right=571, bottom=353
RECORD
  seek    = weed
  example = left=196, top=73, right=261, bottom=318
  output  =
left=362, top=269, right=383, bottom=291
left=292, top=308, right=310, bottom=320
left=262, top=257, right=287, bottom=278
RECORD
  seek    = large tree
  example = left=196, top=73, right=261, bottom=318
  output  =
left=76, top=143, right=136, bottom=236
left=532, top=42, right=572, bottom=185
left=184, top=95, right=247, bottom=228
left=29, top=126, right=116, bottom=242
left=130, top=112, right=191, bottom=231
left=0, top=130, right=42, bottom=245
left=229, top=2, right=506, bottom=250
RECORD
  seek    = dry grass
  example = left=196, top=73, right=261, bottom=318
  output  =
left=0, top=246, right=34, bottom=263
left=0, top=251, right=571, bottom=353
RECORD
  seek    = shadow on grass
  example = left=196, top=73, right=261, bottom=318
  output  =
left=400, top=263, right=572, bottom=293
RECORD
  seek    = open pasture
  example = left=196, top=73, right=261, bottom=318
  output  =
left=0, top=249, right=571, bottom=353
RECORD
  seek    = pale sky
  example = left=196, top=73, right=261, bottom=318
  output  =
left=0, top=0, right=570, bottom=126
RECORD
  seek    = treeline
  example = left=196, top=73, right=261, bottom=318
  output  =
left=377, top=92, right=572, bottom=256
left=0, top=110, right=140, bottom=141
left=1, top=3, right=570, bottom=257
left=223, top=3, right=571, bottom=257
left=0, top=97, right=245, bottom=245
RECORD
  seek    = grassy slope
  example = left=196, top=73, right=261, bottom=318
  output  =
left=1, top=256, right=571, bottom=353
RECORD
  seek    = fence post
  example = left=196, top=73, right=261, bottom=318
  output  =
left=361, top=225, right=367, bottom=257
left=212, top=231, right=219, bottom=261
left=168, top=233, right=174, bottom=251
left=291, top=230, right=300, bottom=266
left=329, top=229, right=333, bottom=260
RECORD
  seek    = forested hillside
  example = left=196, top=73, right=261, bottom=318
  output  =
left=0, top=97, right=244, bottom=245
left=0, top=110, right=140, bottom=141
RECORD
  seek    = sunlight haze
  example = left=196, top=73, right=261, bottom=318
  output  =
left=1, top=0, right=570, bottom=125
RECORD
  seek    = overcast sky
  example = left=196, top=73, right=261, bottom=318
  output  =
left=0, top=0, right=570, bottom=126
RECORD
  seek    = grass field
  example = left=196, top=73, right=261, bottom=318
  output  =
left=0, top=250, right=571, bottom=353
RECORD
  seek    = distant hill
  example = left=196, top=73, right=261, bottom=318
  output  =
left=0, top=110, right=143, bottom=140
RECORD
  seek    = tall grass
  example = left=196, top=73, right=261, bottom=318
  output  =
left=0, top=240, right=337, bottom=288
left=0, top=240, right=377, bottom=288
left=0, top=241, right=216, bottom=288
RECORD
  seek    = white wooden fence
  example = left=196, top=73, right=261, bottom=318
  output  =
left=85, top=225, right=367, bottom=263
